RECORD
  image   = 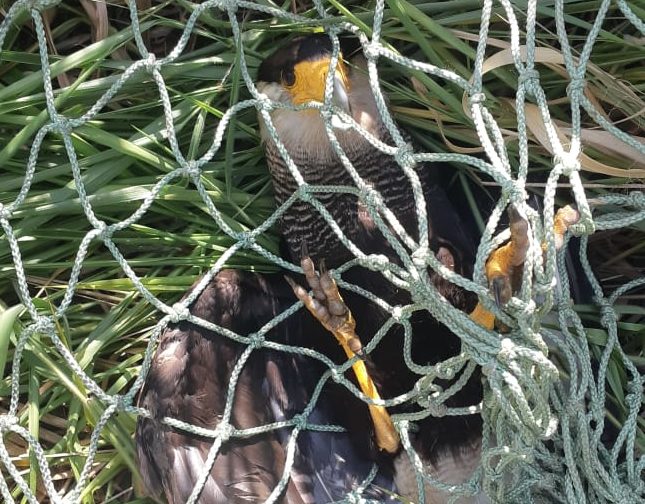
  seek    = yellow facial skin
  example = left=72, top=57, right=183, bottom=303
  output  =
left=284, top=57, right=350, bottom=105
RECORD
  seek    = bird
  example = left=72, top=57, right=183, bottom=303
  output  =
left=253, top=33, right=489, bottom=503
left=135, top=32, right=578, bottom=503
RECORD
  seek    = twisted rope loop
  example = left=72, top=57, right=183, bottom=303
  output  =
left=0, top=0, right=643, bottom=502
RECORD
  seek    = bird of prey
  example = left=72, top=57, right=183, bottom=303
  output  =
left=135, top=33, right=578, bottom=503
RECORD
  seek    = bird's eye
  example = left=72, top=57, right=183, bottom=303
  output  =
left=282, top=69, right=296, bottom=87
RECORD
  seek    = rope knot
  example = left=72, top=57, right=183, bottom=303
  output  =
left=507, top=297, right=535, bottom=318
left=291, top=413, right=308, bottom=430
left=394, top=142, right=416, bottom=168
left=367, top=254, right=390, bottom=269
left=95, top=220, right=110, bottom=239
left=113, top=394, right=130, bottom=411
left=182, top=160, right=200, bottom=178
left=53, top=116, right=72, bottom=135
left=391, top=305, right=405, bottom=323
left=255, top=93, right=273, bottom=112
left=566, top=77, right=586, bottom=96
left=535, top=278, right=555, bottom=296
left=170, top=303, right=190, bottom=323
left=469, top=92, right=486, bottom=105
left=506, top=181, right=528, bottom=203
left=427, top=402, right=447, bottom=417
left=296, top=184, right=313, bottom=203
left=320, top=107, right=334, bottom=122
left=435, top=361, right=456, bottom=380
left=481, top=362, right=496, bottom=377
left=359, top=186, right=382, bottom=210
left=0, top=203, right=11, bottom=220
left=628, top=191, right=645, bottom=208
left=596, top=299, right=616, bottom=328
left=0, top=414, right=17, bottom=430
left=144, top=53, right=158, bottom=73
left=518, top=69, right=540, bottom=88
left=363, top=42, right=380, bottom=60
left=626, top=377, right=642, bottom=395
left=216, top=422, right=234, bottom=442
left=346, top=491, right=362, bottom=504
left=569, top=217, right=592, bottom=236
left=498, top=337, right=517, bottom=361
left=555, top=153, right=580, bottom=177
left=411, top=245, right=429, bottom=268
left=248, top=333, right=265, bottom=349
left=326, top=25, right=342, bottom=37
left=389, top=416, right=405, bottom=431
left=34, top=315, right=54, bottom=334
left=237, top=232, right=253, bottom=249
left=556, top=295, right=574, bottom=314
left=360, top=185, right=382, bottom=208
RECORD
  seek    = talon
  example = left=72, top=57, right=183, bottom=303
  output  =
left=285, top=275, right=308, bottom=301
left=348, top=335, right=365, bottom=356
left=507, top=204, right=529, bottom=267
left=490, top=276, right=508, bottom=308
left=484, top=205, right=529, bottom=301
left=301, top=256, right=325, bottom=301
left=311, top=298, right=331, bottom=323
left=507, top=204, right=522, bottom=227
left=300, top=240, right=309, bottom=261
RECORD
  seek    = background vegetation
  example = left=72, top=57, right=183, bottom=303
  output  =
left=0, top=0, right=643, bottom=502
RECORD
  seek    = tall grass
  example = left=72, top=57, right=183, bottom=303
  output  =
left=0, top=1, right=642, bottom=501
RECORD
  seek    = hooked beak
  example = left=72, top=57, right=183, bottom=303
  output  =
left=285, top=57, right=352, bottom=115
left=332, top=71, right=351, bottom=115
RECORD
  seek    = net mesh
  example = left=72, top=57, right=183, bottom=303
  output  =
left=0, top=0, right=643, bottom=502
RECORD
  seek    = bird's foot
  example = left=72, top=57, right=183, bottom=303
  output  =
left=286, top=256, right=363, bottom=354
left=470, top=205, right=580, bottom=330
left=285, top=255, right=400, bottom=454
left=485, top=205, right=529, bottom=310
left=550, top=205, right=580, bottom=251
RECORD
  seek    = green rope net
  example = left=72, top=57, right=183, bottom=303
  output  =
left=0, top=0, right=643, bottom=502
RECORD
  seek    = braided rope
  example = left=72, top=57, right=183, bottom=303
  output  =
left=0, top=0, right=643, bottom=502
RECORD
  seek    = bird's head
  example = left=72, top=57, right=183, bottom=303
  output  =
left=257, top=33, right=353, bottom=114
left=256, top=34, right=379, bottom=153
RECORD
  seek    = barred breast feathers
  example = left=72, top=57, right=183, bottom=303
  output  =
left=257, top=54, right=423, bottom=261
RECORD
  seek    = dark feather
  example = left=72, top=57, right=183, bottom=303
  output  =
left=136, top=270, right=396, bottom=503
left=256, top=34, right=486, bottom=496
left=138, top=33, right=485, bottom=503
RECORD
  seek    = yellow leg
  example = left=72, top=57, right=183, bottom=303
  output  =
left=286, top=257, right=400, bottom=454
left=470, top=205, right=580, bottom=329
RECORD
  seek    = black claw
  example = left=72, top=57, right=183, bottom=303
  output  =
left=319, top=258, right=327, bottom=276
left=507, top=204, right=522, bottom=225
left=347, top=337, right=367, bottom=359
left=300, top=240, right=309, bottom=261
left=491, top=277, right=505, bottom=308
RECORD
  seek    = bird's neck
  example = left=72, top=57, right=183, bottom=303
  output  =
left=261, top=78, right=420, bottom=265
